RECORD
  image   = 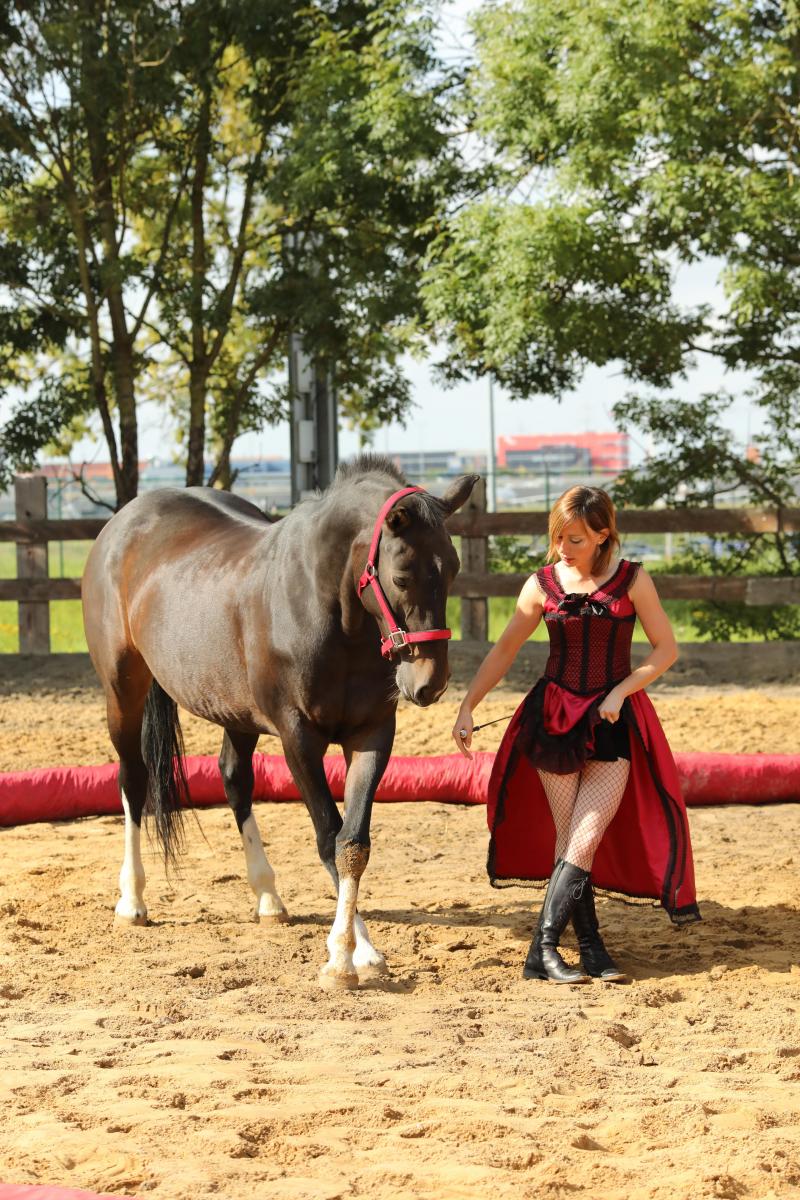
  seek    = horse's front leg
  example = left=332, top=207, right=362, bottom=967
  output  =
left=322, top=721, right=394, bottom=988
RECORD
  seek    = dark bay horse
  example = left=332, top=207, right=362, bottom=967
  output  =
left=81, top=456, right=477, bottom=988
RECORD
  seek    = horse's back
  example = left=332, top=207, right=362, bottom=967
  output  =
left=88, top=488, right=271, bottom=569
left=82, top=488, right=273, bottom=680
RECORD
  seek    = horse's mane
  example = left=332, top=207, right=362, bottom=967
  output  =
left=332, top=454, right=447, bottom=526
left=334, top=453, right=407, bottom=487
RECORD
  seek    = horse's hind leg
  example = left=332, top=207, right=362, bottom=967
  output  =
left=105, top=659, right=152, bottom=926
left=219, top=729, right=289, bottom=923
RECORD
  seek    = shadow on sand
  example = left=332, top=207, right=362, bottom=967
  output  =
left=287, top=898, right=800, bottom=981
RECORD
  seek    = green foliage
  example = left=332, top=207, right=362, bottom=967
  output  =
left=0, top=1, right=468, bottom=503
left=424, top=0, right=800, bottom=392
left=609, top=384, right=799, bottom=638
left=0, top=374, right=94, bottom=488
left=422, top=0, right=800, bottom=640
left=488, top=534, right=545, bottom=573
left=651, top=535, right=800, bottom=641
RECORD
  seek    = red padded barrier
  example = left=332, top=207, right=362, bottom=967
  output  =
left=674, top=751, right=800, bottom=805
left=0, top=751, right=798, bottom=827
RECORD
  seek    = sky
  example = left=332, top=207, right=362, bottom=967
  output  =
left=1, top=0, right=762, bottom=472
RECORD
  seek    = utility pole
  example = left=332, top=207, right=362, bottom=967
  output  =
left=288, top=331, right=338, bottom=505
left=284, top=229, right=338, bottom=506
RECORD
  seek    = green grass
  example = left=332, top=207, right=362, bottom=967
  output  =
left=0, top=541, right=92, bottom=653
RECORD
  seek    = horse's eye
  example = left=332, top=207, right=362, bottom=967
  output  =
left=392, top=577, right=410, bottom=589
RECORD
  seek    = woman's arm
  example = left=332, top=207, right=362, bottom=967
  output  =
left=598, top=568, right=678, bottom=722
left=452, top=575, right=545, bottom=757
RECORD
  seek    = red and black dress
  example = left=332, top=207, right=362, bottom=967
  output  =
left=487, top=558, right=700, bottom=924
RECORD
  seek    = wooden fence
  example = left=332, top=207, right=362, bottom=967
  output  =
left=2, top=474, right=800, bottom=653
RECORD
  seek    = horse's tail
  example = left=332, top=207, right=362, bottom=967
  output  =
left=142, top=678, right=189, bottom=867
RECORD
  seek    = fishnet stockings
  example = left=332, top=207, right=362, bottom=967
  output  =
left=537, top=759, right=631, bottom=871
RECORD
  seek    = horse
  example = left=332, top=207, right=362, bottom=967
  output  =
left=81, top=455, right=478, bottom=988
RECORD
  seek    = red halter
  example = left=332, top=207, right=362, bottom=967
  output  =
left=356, top=486, right=452, bottom=660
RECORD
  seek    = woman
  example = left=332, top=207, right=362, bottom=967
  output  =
left=452, top=485, right=699, bottom=984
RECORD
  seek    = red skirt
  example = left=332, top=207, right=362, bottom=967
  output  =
left=487, top=683, right=700, bottom=924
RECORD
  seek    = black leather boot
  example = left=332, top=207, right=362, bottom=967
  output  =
left=572, top=880, right=626, bottom=982
left=523, top=859, right=591, bottom=983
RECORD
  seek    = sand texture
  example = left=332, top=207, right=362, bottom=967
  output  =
left=2, top=655, right=800, bottom=771
left=1, top=659, right=799, bottom=1198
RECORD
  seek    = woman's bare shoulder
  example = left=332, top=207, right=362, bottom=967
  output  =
left=514, top=570, right=543, bottom=610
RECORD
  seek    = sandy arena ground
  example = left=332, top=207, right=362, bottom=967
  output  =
left=1, top=658, right=800, bottom=1199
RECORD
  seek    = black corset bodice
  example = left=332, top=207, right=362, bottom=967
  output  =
left=536, top=559, right=641, bottom=695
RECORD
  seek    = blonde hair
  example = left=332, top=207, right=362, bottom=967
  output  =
left=547, top=486, right=620, bottom=576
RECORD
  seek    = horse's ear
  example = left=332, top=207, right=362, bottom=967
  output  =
left=385, top=506, right=411, bottom=534
left=440, top=474, right=481, bottom=515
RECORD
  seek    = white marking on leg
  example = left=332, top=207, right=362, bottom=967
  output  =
left=115, top=792, right=147, bottom=924
left=353, top=912, right=386, bottom=972
left=241, top=814, right=288, bottom=921
left=320, top=876, right=359, bottom=988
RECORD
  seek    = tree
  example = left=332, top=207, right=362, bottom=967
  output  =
left=0, top=1, right=467, bottom=505
left=146, top=0, right=467, bottom=490
left=0, top=0, right=183, bottom=505
left=422, top=0, right=800, bottom=634
left=424, top=0, right=800, bottom=393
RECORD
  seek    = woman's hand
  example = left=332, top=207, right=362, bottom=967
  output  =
left=452, top=706, right=474, bottom=759
left=598, top=688, right=624, bottom=723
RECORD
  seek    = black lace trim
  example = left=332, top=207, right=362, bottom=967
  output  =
left=540, top=675, right=628, bottom=697
left=537, top=559, right=641, bottom=602
left=543, top=610, right=636, bottom=625
left=515, top=678, right=631, bottom=775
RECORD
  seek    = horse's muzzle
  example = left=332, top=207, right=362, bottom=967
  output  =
left=411, top=680, right=448, bottom=707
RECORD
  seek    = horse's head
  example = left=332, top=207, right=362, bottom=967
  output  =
left=356, top=475, right=479, bottom=706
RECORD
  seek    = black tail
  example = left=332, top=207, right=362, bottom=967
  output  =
left=141, top=678, right=190, bottom=867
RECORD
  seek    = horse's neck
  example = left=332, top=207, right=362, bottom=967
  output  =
left=312, top=487, right=392, bottom=639
left=319, top=483, right=393, bottom=554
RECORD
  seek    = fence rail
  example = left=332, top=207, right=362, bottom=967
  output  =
left=4, top=508, right=800, bottom=544
left=3, top=474, right=799, bottom=653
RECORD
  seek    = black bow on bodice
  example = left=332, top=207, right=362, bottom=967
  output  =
left=557, top=593, right=610, bottom=618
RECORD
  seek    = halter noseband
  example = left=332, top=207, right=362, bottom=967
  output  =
left=356, top=486, right=452, bottom=660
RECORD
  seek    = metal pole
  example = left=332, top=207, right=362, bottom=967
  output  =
left=487, top=376, right=497, bottom=513
left=285, top=230, right=338, bottom=506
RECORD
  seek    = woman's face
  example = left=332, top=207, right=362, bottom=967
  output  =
left=555, top=518, right=610, bottom=571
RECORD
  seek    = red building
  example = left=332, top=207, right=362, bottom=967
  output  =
left=497, top=432, right=629, bottom=472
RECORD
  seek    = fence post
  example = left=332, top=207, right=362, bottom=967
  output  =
left=460, top=475, right=488, bottom=642
left=15, top=474, right=50, bottom=654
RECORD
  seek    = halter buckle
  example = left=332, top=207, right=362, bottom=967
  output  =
left=389, top=629, right=409, bottom=650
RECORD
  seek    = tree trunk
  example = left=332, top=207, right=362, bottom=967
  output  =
left=186, top=22, right=212, bottom=488
left=80, top=3, right=139, bottom=506
left=64, top=189, right=126, bottom=506
left=207, top=328, right=284, bottom=489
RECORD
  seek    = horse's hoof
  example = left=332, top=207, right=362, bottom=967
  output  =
left=354, top=948, right=389, bottom=980
left=353, top=942, right=386, bottom=967
left=356, top=960, right=390, bottom=983
left=319, top=965, right=359, bottom=991
left=114, top=912, right=148, bottom=928
left=256, top=908, right=292, bottom=925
